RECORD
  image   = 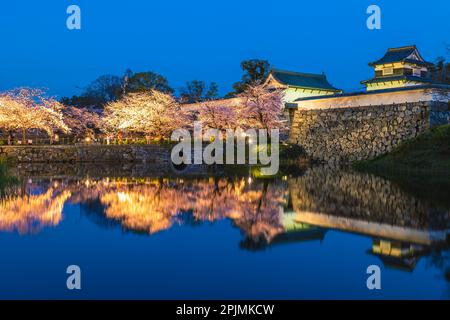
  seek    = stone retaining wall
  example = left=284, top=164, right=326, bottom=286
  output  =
left=0, top=144, right=171, bottom=164
left=288, top=102, right=434, bottom=163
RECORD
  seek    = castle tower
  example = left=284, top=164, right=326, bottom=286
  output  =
left=361, top=45, right=434, bottom=91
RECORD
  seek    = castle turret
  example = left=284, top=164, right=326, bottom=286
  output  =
left=361, top=45, right=435, bottom=91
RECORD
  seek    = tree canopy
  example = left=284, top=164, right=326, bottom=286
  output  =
left=0, top=88, right=69, bottom=142
left=430, top=57, right=450, bottom=84
left=61, top=74, right=123, bottom=109
left=102, top=90, right=188, bottom=139
left=179, top=80, right=219, bottom=103
left=227, top=59, right=271, bottom=97
left=124, top=71, right=174, bottom=94
left=61, top=70, right=174, bottom=109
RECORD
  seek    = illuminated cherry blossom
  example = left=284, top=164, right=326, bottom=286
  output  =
left=197, top=102, right=239, bottom=131
left=237, top=83, right=287, bottom=130
left=62, top=106, right=102, bottom=140
left=0, top=88, right=69, bottom=143
left=103, top=90, right=189, bottom=140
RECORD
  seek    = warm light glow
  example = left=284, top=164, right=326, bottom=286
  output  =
left=0, top=88, right=69, bottom=140
left=117, top=192, right=132, bottom=203
left=196, top=84, right=286, bottom=132
left=103, top=90, right=189, bottom=140
left=0, top=177, right=287, bottom=244
left=0, top=189, right=71, bottom=234
left=62, top=106, right=101, bottom=139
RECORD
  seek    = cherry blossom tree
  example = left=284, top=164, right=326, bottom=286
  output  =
left=0, top=88, right=69, bottom=143
left=103, top=90, right=188, bottom=140
left=237, top=83, right=286, bottom=130
left=62, top=106, right=102, bottom=141
left=197, top=102, right=239, bottom=131
left=192, top=84, right=286, bottom=133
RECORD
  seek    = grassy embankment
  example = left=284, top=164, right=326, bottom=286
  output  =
left=354, top=124, right=450, bottom=174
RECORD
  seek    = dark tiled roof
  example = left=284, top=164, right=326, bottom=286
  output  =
left=368, top=45, right=433, bottom=67
left=403, top=59, right=433, bottom=67
left=361, top=75, right=438, bottom=85
left=269, top=69, right=341, bottom=92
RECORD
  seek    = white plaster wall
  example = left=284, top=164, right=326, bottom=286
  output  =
left=366, top=81, right=418, bottom=91
left=295, top=88, right=448, bottom=110
left=283, top=87, right=335, bottom=103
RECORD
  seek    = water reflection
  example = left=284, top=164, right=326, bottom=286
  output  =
left=289, top=166, right=450, bottom=272
left=0, top=188, right=70, bottom=234
left=1, top=176, right=290, bottom=243
left=1, top=165, right=449, bottom=273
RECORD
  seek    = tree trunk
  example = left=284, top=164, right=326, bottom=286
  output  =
left=7, top=130, right=12, bottom=145
left=22, top=128, right=26, bottom=144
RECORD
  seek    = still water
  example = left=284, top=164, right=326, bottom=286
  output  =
left=0, top=163, right=449, bottom=299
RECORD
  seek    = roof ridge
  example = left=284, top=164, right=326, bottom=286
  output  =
left=368, top=45, right=432, bottom=66
left=271, top=68, right=325, bottom=78
left=387, top=45, right=417, bottom=52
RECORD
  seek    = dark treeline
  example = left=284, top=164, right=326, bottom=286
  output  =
left=61, top=59, right=271, bottom=109
left=430, top=58, right=450, bottom=84
left=428, top=44, right=450, bottom=84
left=61, top=69, right=173, bottom=109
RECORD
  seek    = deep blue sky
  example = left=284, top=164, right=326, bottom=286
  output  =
left=0, top=0, right=448, bottom=98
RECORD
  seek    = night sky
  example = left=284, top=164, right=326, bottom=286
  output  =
left=0, top=0, right=448, bottom=97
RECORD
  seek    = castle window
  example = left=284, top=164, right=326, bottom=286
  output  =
left=383, top=67, right=393, bottom=76
left=413, top=69, right=421, bottom=77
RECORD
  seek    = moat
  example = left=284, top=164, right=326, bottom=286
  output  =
left=0, top=163, right=449, bottom=299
